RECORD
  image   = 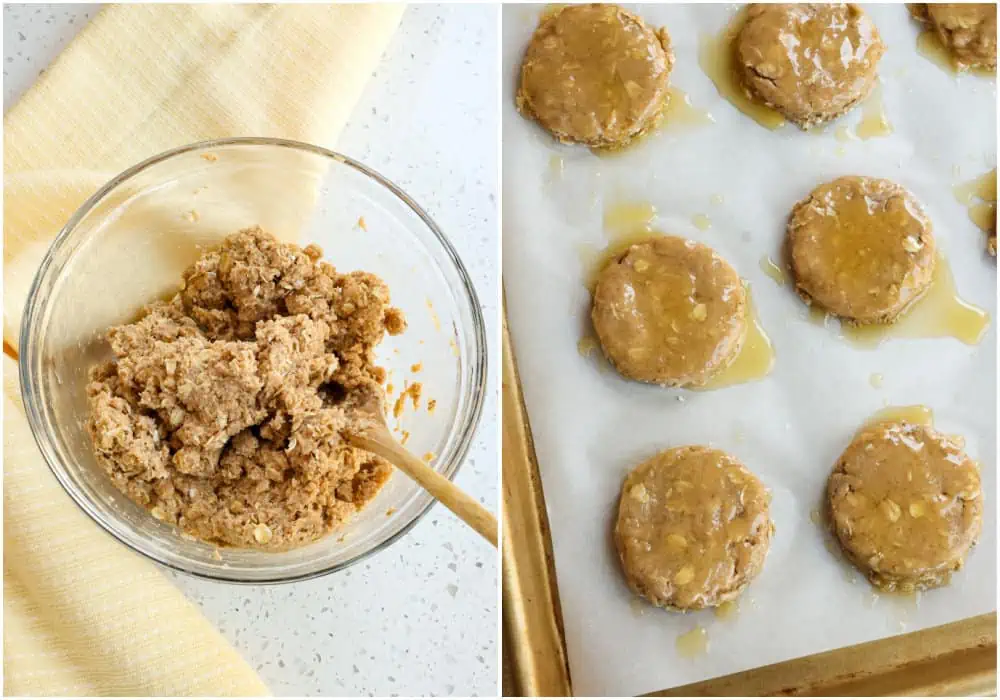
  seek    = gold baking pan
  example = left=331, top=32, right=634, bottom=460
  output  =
left=501, top=302, right=996, bottom=698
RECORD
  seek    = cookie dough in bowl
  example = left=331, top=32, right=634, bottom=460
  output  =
left=516, top=3, right=673, bottom=149
left=735, top=4, right=885, bottom=129
left=591, top=236, right=746, bottom=387
left=87, top=228, right=406, bottom=550
left=910, top=3, right=997, bottom=71
left=787, top=176, right=936, bottom=324
left=615, top=446, right=773, bottom=610
left=827, top=421, right=983, bottom=591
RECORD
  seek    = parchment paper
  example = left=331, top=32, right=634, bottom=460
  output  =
left=501, top=4, right=997, bottom=696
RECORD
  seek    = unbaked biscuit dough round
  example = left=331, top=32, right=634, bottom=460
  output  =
left=516, top=4, right=673, bottom=148
left=912, top=3, right=997, bottom=71
left=591, top=236, right=747, bottom=387
left=828, top=421, right=983, bottom=591
left=787, top=176, right=936, bottom=324
left=735, top=4, right=885, bottom=129
left=615, top=446, right=773, bottom=610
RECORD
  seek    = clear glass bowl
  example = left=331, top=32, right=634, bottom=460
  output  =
left=19, top=138, right=487, bottom=583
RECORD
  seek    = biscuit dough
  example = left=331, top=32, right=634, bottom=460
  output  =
left=910, top=3, right=997, bottom=71
left=591, top=236, right=746, bottom=387
left=516, top=3, right=673, bottom=148
left=828, top=421, right=983, bottom=591
left=787, top=176, right=936, bottom=323
left=735, top=4, right=885, bottom=129
left=87, top=227, right=406, bottom=549
left=615, top=446, right=773, bottom=610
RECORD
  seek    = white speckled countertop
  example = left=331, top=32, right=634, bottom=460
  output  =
left=3, top=4, right=499, bottom=696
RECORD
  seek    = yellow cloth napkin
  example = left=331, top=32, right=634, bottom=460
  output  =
left=3, top=3, right=403, bottom=695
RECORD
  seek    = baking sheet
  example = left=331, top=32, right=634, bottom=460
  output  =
left=500, top=4, right=998, bottom=697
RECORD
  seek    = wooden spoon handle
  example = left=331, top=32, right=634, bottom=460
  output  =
left=347, top=427, right=498, bottom=548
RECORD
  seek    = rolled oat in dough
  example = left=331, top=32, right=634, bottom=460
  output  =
left=827, top=421, right=983, bottom=591
left=735, top=3, right=885, bottom=129
left=87, top=227, right=406, bottom=550
left=787, top=176, right=936, bottom=324
left=516, top=3, right=673, bottom=149
left=591, top=236, right=746, bottom=387
left=615, top=446, right=773, bottom=610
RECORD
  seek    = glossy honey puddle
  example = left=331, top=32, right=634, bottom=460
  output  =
left=547, top=154, right=565, bottom=181
left=594, top=87, right=713, bottom=160
left=714, top=599, right=739, bottom=621
left=863, top=404, right=934, bottom=430
left=953, top=169, right=997, bottom=233
left=916, top=28, right=996, bottom=78
left=788, top=255, right=990, bottom=347
left=691, top=213, right=712, bottom=231
left=840, top=256, right=990, bottom=348
left=676, top=626, right=709, bottom=658
left=662, top=86, right=715, bottom=131
left=758, top=255, right=788, bottom=286
left=580, top=201, right=659, bottom=290
left=855, top=83, right=893, bottom=140
left=577, top=335, right=598, bottom=359
left=695, top=286, right=775, bottom=390
left=699, top=7, right=786, bottom=130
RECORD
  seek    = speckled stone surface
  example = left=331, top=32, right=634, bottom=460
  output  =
left=3, top=4, right=499, bottom=696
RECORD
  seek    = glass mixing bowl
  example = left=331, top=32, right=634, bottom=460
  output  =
left=19, top=137, right=487, bottom=583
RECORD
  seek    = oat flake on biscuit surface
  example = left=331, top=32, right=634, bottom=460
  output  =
left=787, top=176, right=936, bottom=324
left=87, top=227, right=406, bottom=550
left=517, top=3, right=674, bottom=149
left=615, top=446, right=773, bottom=610
left=591, top=236, right=747, bottom=387
left=735, top=3, right=885, bottom=129
left=828, top=421, right=983, bottom=591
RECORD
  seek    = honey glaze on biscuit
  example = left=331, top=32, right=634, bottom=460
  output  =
left=518, top=4, right=673, bottom=150
left=915, top=26, right=995, bottom=77
left=830, top=408, right=982, bottom=592
left=699, top=7, right=786, bottom=130
left=586, top=202, right=773, bottom=389
left=791, top=178, right=936, bottom=324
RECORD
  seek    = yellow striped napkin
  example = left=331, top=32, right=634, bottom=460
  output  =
left=3, top=4, right=403, bottom=695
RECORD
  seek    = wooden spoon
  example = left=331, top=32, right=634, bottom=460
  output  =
left=343, top=393, right=498, bottom=548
